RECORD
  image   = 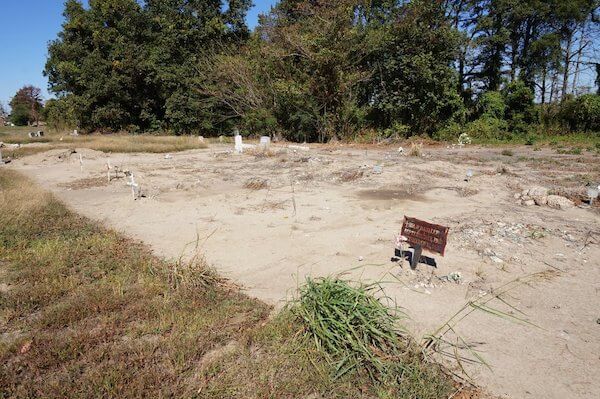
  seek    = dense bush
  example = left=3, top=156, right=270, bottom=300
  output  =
left=464, top=116, right=510, bottom=141
left=43, top=97, right=78, bottom=130
left=560, top=94, right=600, bottom=132
left=478, top=91, right=506, bottom=119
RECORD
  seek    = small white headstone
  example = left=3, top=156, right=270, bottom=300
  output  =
left=234, top=135, right=243, bottom=154
left=259, top=136, right=271, bottom=150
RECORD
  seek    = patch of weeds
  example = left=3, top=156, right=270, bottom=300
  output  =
left=528, top=229, right=546, bottom=239
left=501, top=149, right=514, bottom=156
left=408, top=142, right=423, bottom=157
left=556, top=147, right=582, bottom=155
left=243, top=177, right=269, bottom=190
left=291, top=278, right=453, bottom=396
left=525, top=134, right=537, bottom=146
left=338, top=169, right=364, bottom=182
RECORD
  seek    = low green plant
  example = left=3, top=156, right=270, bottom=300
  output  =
left=293, top=278, right=405, bottom=379
left=291, top=277, right=452, bottom=396
left=525, top=134, right=538, bottom=145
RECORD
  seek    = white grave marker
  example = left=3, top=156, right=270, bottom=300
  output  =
left=260, top=136, right=271, bottom=150
left=234, top=135, right=243, bottom=154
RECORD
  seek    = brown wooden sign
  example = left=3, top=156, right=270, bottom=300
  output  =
left=401, top=217, right=449, bottom=256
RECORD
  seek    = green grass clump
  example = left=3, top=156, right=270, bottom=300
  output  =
left=556, top=147, right=583, bottom=155
left=294, top=278, right=405, bottom=379
left=291, top=278, right=452, bottom=397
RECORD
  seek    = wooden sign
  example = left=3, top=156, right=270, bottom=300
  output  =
left=401, top=216, right=449, bottom=256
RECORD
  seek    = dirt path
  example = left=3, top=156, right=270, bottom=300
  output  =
left=10, top=144, right=600, bottom=399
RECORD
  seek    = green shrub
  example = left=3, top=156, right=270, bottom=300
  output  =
left=503, top=80, right=537, bottom=126
left=464, top=116, right=510, bottom=141
left=9, top=104, right=30, bottom=126
left=431, top=122, right=459, bottom=141
left=560, top=94, right=600, bottom=132
left=525, top=134, right=538, bottom=145
left=478, top=91, right=506, bottom=119
left=44, top=97, right=78, bottom=131
left=242, top=108, right=278, bottom=137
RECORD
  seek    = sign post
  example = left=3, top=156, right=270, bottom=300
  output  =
left=400, top=216, right=449, bottom=269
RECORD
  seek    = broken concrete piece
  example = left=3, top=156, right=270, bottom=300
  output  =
left=547, top=195, right=574, bottom=210
left=528, top=187, right=549, bottom=205
left=517, top=186, right=553, bottom=208
left=534, top=196, right=548, bottom=206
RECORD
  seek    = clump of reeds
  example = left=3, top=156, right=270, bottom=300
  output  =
left=292, top=277, right=407, bottom=380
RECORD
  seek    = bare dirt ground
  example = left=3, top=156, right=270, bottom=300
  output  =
left=8, top=142, right=600, bottom=399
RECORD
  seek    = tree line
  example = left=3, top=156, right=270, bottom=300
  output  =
left=42, top=0, right=600, bottom=140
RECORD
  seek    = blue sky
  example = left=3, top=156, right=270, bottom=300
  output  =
left=0, top=0, right=277, bottom=108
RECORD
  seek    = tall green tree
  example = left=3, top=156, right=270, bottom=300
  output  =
left=9, top=86, right=43, bottom=126
left=45, top=0, right=251, bottom=134
left=365, top=0, right=464, bottom=134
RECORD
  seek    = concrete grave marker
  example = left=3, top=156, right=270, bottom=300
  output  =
left=234, top=135, right=243, bottom=154
left=260, top=136, right=271, bottom=150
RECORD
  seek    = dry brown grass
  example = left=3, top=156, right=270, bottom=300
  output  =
left=0, top=170, right=461, bottom=399
left=244, top=177, right=270, bottom=190
left=0, top=170, right=270, bottom=398
left=1, top=127, right=207, bottom=154
left=408, top=142, right=423, bottom=157
left=337, top=169, right=364, bottom=182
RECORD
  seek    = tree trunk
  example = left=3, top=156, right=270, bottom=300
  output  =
left=540, top=65, right=547, bottom=105
left=571, top=23, right=586, bottom=95
left=561, top=31, right=572, bottom=101
left=550, top=69, right=559, bottom=103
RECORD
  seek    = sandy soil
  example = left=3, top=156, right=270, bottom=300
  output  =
left=8, top=143, right=600, bottom=399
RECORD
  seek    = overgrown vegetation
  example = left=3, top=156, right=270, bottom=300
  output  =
left=41, top=0, right=600, bottom=142
left=0, top=170, right=457, bottom=398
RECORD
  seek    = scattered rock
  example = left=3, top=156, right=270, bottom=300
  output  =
left=440, top=271, right=462, bottom=284
left=490, top=255, right=504, bottom=264
left=534, top=196, right=548, bottom=206
left=19, top=340, right=33, bottom=354
left=547, top=195, right=574, bottom=210
left=522, top=199, right=535, bottom=206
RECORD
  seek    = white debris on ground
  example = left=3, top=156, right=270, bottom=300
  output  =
left=458, top=132, right=472, bottom=145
